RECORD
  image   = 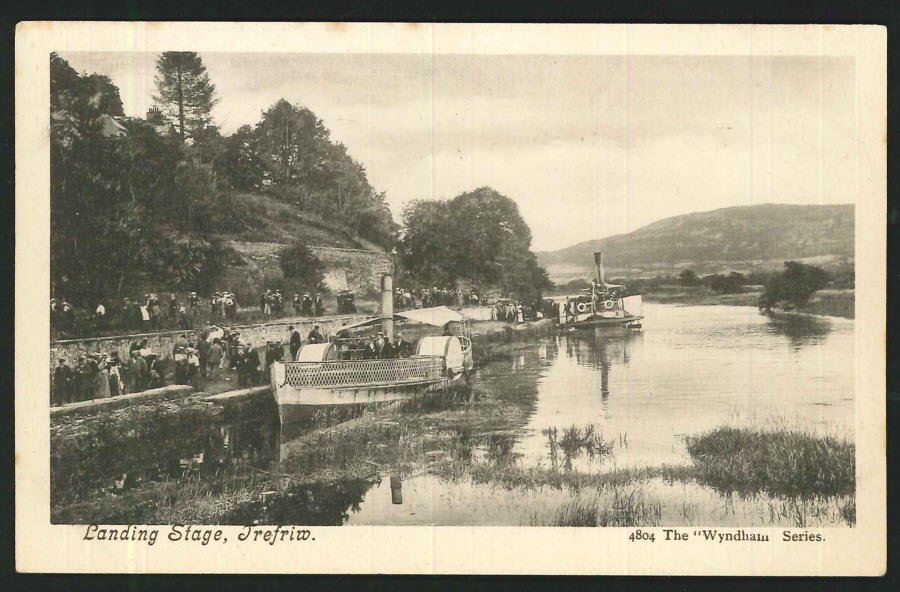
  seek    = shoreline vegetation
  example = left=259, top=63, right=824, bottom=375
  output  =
left=50, top=319, right=854, bottom=528
left=638, top=287, right=854, bottom=320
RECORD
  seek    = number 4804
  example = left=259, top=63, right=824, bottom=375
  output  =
left=629, top=530, right=655, bottom=542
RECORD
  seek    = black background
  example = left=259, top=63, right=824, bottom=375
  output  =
left=0, top=1, right=897, bottom=590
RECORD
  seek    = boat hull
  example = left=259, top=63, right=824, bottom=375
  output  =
left=273, top=378, right=456, bottom=423
left=563, top=314, right=643, bottom=330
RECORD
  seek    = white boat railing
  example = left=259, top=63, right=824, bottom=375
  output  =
left=280, top=356, right=447, bottom=389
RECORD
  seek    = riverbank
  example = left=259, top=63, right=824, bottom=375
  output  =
left=642, top=286, right=854, bottom=319
left=51, top=313, right=854, bottom=526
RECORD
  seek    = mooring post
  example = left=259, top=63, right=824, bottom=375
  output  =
left=390, top=474, right=403, bottom=504
left=381, top=273, right=394, bottom=341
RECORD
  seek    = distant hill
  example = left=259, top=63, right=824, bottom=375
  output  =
left=536, top=204, right=855, bottom=283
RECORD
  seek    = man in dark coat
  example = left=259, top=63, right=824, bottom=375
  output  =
left=52, top=358, right=73, bottom=406
left=307, top=325, right=324, bottom=344
left=314, top=295, right=324, bottom=317
left=381, top=337, right=396, bottom=359
left=127, top=350, right=147, bottom=393
left=289, top=326, right=302, bottom=360
left=197, top=334, right=211, bottom=378
left=394, top=332, right=413, bottom=358
left=362, top=338, right=377, bottom=360
left=264, top=342, right=283, bottom=382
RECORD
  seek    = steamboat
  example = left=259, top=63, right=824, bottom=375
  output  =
left=557, top=252, right=643, bottom=330
left=270, top=274, right=473, bottom=423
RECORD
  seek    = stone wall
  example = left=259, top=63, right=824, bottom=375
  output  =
left=308, top=246, right=393, bottom=296
left=50, top=313, right=369, bottom=367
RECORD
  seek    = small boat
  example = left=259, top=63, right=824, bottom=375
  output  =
left=270, top=275, right=473, bottom=423
left=557, top=252, right=643, bottom=330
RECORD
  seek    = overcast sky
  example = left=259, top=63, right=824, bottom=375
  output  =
left=59, top=52, right=856, bottom=252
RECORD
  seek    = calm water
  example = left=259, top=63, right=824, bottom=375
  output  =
left=336, top=304, right=855, bottom=526
left=87, top=304, right=855, bottom=526
left=491, top=303, right=854, bottom=472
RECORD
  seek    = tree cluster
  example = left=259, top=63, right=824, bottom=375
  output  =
left=399, top=187, right=552, bottom=303
left=278, top=240, right=326, bottom=292
left=50, top=52, right=399, bottom=307
left=222, top=100, right=398, bottom=248
left=759, top=261, right=831, bottom=310
left=51, top=53, right=230, bottom=304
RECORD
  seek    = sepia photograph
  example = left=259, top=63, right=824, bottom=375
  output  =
left=16, top=23, right=886, bottom=575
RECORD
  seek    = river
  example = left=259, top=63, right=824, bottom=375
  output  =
left=55, top=303, right=856, bottom=527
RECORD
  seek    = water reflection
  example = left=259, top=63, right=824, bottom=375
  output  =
left=222, top=478, right=378, bottom=525
left=80, top=304, right=853, bottom=526
left=477, top=304, right=855, bottom=472
left=765, top=314, right=833, bottom=349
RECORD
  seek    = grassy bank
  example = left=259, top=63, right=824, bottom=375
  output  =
left=792, top=289, right=855, bottom=319
left=643, top=286, right=855, bottom=319
left=686, top=426, right=855, bottom=498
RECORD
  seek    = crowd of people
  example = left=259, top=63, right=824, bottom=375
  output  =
left=50, top=322, right=336, bottom=406
left=328, top=331, right=415, bottom=361
left=50, top=287, right=338, bottom=339
left=392, top=286, right=481, bottom=310
left=491, top=298, right=556, bottom=324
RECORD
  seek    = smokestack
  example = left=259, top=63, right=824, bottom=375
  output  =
left=594, top=252, right=606, bottom=288
left=381, top=273, right=394, bottom=341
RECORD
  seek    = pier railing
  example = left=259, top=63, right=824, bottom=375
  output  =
left=282, top=356, right=447, bottom=389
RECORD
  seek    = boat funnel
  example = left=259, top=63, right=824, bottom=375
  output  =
left=381, top=273, right=394, bottom=341
left=594, top=252, right=606, bottom=288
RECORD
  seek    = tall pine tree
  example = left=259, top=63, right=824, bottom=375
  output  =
left=153, top=51, right=218, bottom=143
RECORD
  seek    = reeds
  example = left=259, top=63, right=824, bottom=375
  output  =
left=685, top=426, right=855, bottom=498
left=533, top=484, right=662, bottom=527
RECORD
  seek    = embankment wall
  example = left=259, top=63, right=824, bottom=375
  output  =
left=309, top=246, right=394, bottom=295
left=50, top=313, right=369, bottom=367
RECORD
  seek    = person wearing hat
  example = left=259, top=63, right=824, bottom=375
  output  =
left=207, top=338, right=223, bottom=380
left=107, top=351, right=123, bottom=396
left=362, top=336, right=377, bottom=360
left=197, top=332, right=211, bottom=379
left=186, top=346, right=202, bottom=387
left=92, top=354, right=111, bottom=399
left=394, top=332, right=413, bottom=358
left=264, top=341, right=283, bottom=382
left=131, top=350, right=149, bottom=393
left=302, top=293, right=313, bottom=316
left=52, top=357, right=73, bottom=406
left=314, top=294, right=324, bottom=317
left=374, top=332, right=385, bottom=358
left=238, top=340, right=257, bottom=387
left=289, top=325, right=302, bottom=360
left=147, top=355, right=165, bottom=389
left=307, top=325, right=324, bottom=344
left=381, top=335, right=396, bottom=359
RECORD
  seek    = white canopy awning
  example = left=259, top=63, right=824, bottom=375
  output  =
left=335, top=306, right=465, bottom=334
left=395, top=306, right=463, bottom=327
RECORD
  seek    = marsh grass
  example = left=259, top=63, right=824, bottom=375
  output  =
left=556, top=424, right=615, bottom=459
left=686, top=426, right=855, bottom=498
left=532, top=484, right=662, bottom=527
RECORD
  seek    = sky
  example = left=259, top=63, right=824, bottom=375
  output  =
left=59, top=52, right=856, bottom=252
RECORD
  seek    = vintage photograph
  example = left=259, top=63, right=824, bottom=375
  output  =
left=47, top=48, right=858, bottom=528
left=16, top=22, right=886, bottom=575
